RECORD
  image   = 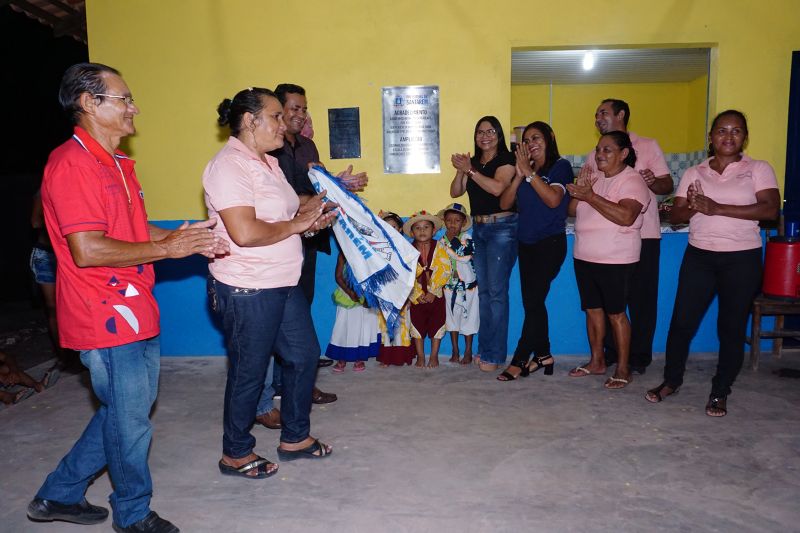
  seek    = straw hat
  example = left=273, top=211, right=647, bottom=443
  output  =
left=436, top=202, right=472, bottom=231
left=402, top=209, right=443, bottom=237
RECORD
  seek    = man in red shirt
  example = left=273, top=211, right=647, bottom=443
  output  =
left=27, top=63, right=228, bottom=533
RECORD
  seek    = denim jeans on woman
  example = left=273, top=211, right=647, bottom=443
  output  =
left=471, top=214, right=519, bottom=365
left=35, top=337, right=161, bottom=528
left=209, top=277, right=318, bottom=459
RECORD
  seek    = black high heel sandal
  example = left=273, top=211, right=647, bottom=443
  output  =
left=527, top=354, right=555, bottom=376
left=497, top=358, right=530, bottom=381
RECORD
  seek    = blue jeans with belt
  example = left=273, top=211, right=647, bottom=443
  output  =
left=35, top=337, right=161, bottom=528
left=471, top=214, right=519, bottom=365
left=209, top=277, right=318, bottom=458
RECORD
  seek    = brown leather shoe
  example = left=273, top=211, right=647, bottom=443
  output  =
left=312, top=387, right=337, bottom=404
left=254, top=407, right=281, bottom=429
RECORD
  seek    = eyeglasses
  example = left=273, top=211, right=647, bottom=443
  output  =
left=476, top=129, right=497, bottom=137
left=93, top=93, right=135, bottom=106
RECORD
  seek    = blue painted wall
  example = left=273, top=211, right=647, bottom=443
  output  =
left=151, top=221, right=772, bottom=357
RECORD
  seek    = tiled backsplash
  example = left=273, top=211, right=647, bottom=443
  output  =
left=562, top=150, right=707, bottom=191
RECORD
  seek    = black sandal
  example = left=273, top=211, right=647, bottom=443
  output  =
left=705, top=395, right=727, bottom=417
left=276, top=439, right=332, bottom=461
left=528, top=354, right=555, bottom=376
left=497, top=358, right=530, bottom=381
left=218, top=455, right=278, bottom=479
left=645, top=381, right=680, bottom=403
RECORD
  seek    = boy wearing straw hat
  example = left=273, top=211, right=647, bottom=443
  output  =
left=436, top=203, right=479, bottom=365
left=403, top=211, right=450, bottom=368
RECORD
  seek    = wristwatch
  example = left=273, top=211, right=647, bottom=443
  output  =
left=527, top=173, right=550, bottom=184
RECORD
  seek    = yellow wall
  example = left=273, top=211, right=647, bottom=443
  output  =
left=86, top=0, right=800, bottom=218
left=687, top=74, right=710, bottom=151
left=511, top=80, right=709, bottom=155
left=510, top=85, right=550, bottom=141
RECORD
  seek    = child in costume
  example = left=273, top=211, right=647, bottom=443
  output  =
left=326, top=249, right=381, bottom=372
left=403, top=210, right=450, bottom=368
left=436, top=203, right=479, bottom=365
left=375, top=212, right=416, bottom=367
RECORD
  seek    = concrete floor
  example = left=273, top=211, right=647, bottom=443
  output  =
left=2, top=354, right=800, bottom=533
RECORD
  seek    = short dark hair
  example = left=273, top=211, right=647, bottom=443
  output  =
left=601, top=98, right=630, bottom=127
left=602, top=130, right=637, bottom=167
left=59, top=63, right=120, bottom=125
left=708, top=109, right=749, bottom=156
left=471, top=115, right=511, bottom=163
left=522, top=121, right=561, bottom=171
left=381, top=212, right=403, bottom=229
left=274, top=83, right=306, bottom=106
left=217, top=87, right=276, bottom=137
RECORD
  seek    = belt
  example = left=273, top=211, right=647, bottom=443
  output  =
left=473, top=212, right=514, bottom=224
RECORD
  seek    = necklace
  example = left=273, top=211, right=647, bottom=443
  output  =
left=479, top=153, right=497, bottom=168
left=113, top=157, right=132, bottom=206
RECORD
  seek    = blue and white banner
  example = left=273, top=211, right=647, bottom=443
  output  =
left=308, top=166, right=419, bottom=336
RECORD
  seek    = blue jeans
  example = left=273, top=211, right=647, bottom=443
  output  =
left=209, top=277, right=319, bottom=458
left=30, top=246, right=56, bottom=284
left=471, top=215, right=519, bottom=364
left=256, top=357, right=278, bottom=416
left=35, top=337, right=161, bottom=528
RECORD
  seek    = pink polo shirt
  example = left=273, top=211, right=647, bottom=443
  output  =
left=676, top=155, right=778, bottom=252
left=574, top=166, right=651, bottom=264
left=203, top=136, right=302, bottom=289
left=582, top=132, right=670, bottom=239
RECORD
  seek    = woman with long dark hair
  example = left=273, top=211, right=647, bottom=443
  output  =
left=566, top=131, right=651, bottom=389
left=496, top=122, right=572, bottom=381
left=450, top=116, right=517, bottom=372
left=646, top=110, right=779, bottom=416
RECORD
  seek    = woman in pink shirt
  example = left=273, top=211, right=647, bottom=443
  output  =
left=566, top=131, right=651, bottom=389
left=646, top=110, right=780, bottom=417
left=203, top=87, right=337, bottom=479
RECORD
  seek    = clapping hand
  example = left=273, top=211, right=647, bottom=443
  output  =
left=687, top=180, right=718, bottom=215
left=639, top=168, right=656, bottom=186
left=451, top=153, right=472, bottom=174
left=514, top=143, right=534, bottom=178
left=163, top=218, right=230, bottom=259
left=296, top=190, right=339, bottom=234
left=337, top=165, right=368, bottom=192
left=566, top=166, right=597, bottom=202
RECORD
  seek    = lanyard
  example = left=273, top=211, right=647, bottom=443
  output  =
left=73, top=134, right=132, bottom=206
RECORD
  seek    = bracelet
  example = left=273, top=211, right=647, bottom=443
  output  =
left=466, top=168, right=476, bottom=178
left=303, top=230, right=317, bottom=238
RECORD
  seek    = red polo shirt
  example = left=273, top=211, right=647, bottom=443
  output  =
left=41, top=127, right=159, bottom=350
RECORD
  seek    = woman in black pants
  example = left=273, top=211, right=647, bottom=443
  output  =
left=646, top=110, right=780, bottom=416
left=496, top=122, right=573, bottom=380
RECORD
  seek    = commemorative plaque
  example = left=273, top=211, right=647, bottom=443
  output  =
left=328, top=107, right=361, bottom=159
left=382, top=85, right=440, bottom=174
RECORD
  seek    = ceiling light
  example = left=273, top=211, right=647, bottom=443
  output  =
left=582, top=51, right=595, bottom=71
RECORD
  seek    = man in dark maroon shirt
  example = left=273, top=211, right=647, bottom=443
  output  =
left=254, top=84, right=368, bottom=427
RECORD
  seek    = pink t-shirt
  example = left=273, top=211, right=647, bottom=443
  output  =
left=582, top=132, right=670, bottom=239
left=675, top=155, right=778, bottom=252
left=574, top=166, right=651, bottom=264
left=203, top=137, right=303, bottom=289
